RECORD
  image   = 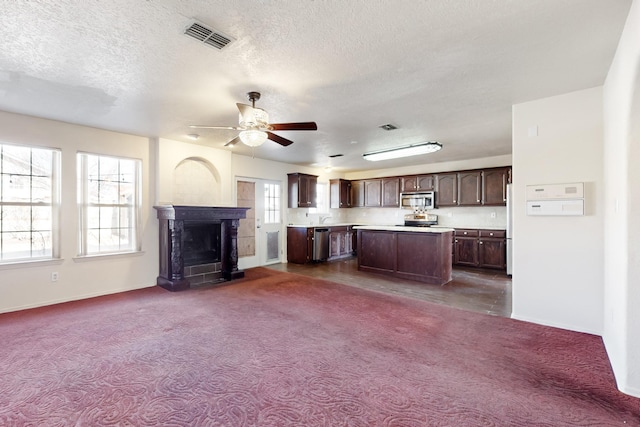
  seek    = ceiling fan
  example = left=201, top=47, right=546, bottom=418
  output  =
left=190, top=91, right=317, bottom=147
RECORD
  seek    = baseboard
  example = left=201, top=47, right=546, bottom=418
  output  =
left=0, top=282, right=155, bottom=314
left=510, top=313, right=602, bottom=336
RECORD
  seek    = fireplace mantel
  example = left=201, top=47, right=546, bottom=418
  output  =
left=154, top=205, right=250, bottom=291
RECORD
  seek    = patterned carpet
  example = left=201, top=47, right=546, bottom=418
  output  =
left=0, top=267, right=638, bottom=426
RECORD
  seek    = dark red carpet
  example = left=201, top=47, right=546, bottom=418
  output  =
left=0, top=267, right=638, bottom=426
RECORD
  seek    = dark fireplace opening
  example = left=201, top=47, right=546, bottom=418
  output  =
left=182, top=221, right=221, bottom=266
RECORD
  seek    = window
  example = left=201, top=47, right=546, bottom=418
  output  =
left=77, top=153, right=141, bottom=255
left=0, top=143, right=60, bottom=262
left=309, top=182, right=328, bottom=214
left=264, top=182, right=281, bottom=224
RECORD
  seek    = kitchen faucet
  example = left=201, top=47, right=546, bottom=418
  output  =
left=319, top=215, right=332, bottom=224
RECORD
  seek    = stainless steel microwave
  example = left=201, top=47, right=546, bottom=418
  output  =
left=400, top=191, right=435, bottom=209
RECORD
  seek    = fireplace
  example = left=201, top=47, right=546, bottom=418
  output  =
left=154, top=205, right=249, bottom=291
left=182, top=222, right=221, bottom=266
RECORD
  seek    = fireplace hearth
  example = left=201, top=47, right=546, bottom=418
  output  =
left=154, top=205, right=249, bottom=291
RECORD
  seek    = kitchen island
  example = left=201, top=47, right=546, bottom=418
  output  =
left=354, top=225, right=454, bottom=285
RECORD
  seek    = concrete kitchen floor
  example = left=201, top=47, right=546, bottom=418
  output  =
left=266, top=257, right=511, bottom=318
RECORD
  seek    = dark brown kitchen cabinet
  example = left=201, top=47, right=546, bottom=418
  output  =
left=457, top=171, right=483, bottom=206
left=402, top=175, right=435, bottom=192
left=364, top=179, right=382, bottom=207
left=359, top=178, right=400, bottom=208
left=287, top=173, right=318, bottom=208
left=482, top=167, right=511, bottom=206
left=287, top=227, right=314, bottom=264
left=453, top=228, right=506, bottom=270
left=351, top=180, right=365, bottom=207
left=478, top=229, right=506, bottom=269
left=417, top=175, right=435, bottom=191
left=330, top=179, right=352, bottom=208
left=436, top=173, right=458, bottom=207
left=401, top=176, right=418, bottom=192
left=328, top=226, right=354, bottom=260
left=453, top=229, right=479, bottom=267
left=382, top=178, right=400, bottom=207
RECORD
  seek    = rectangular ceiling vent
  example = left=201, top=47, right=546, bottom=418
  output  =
left=184, top=21, right=235, bottom=50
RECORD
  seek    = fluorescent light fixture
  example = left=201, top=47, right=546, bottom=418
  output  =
left=363, top=141, right=442, bottom=162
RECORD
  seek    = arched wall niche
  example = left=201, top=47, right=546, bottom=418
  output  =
left=172, top=156, right=222, bottom=206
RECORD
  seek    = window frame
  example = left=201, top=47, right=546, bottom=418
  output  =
left=0, top=142, right=61, bottom=264
left=77, top=152, right=142, bottom=257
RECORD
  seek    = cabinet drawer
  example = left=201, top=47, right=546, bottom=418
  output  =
left=479, top=230, right=505, bottom=238
left=454, top=229, right=479, bottom=237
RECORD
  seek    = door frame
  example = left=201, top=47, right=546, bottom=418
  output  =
left=236, top=177, right=284, bottom=269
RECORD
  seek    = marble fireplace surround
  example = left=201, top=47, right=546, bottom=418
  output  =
left=154, top=205, right=249, bottom=291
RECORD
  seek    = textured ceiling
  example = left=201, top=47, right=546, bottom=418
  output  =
left=0, top=0, right=632, bottom=172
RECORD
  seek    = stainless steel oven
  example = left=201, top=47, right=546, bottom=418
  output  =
left=400, top=191, right=435, bottom=210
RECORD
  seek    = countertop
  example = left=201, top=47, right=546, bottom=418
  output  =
left=287, top=223, right=358, bottom=228
left=287, top=223, right=502, bottom=231
left=353, top=225, right=454, bottom=233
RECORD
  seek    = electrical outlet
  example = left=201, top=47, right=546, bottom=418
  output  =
left=51, top=272, right=59, bottom=282
left=491, top=212, right=496, bottom=219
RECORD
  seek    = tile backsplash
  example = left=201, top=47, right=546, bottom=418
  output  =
left=287, top=206, right=507, bottom=229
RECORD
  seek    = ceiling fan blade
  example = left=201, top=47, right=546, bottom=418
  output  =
left=189, top=125, right=241, bottom=130
left=267, top=132, right=294, bottom=146
left=270, top=122, right=318, bottom=131
left=224, top=136, right=241, bottom=147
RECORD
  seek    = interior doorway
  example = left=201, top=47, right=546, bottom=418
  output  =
left=237, top=178, right=283, bottom=269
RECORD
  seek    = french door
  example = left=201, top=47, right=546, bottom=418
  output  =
left=237, top=178, right=283, bottom=269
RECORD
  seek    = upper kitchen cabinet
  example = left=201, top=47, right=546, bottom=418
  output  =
left=287, top=173, right=318, bottom=208
left=436, top=173, right=458, bottom=207
left=457, top=171, right=483, bottom=206
left=351, top=180, right=365, bottom=207
left=360, top=178, right=400, bottom=207
left=401, top=175, right=435, bottom=192
left=330, top=179, right=352, bottom=208
left=364, top=179, right=382, bottom=207
left=382, top=178, right=400, bottom=207
left=482, top=167, right=511, bottom=206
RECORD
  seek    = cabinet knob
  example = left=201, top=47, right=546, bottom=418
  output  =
left=463, top=232, right=467, bottom=235
left=480, top=241, right=483, bottom=245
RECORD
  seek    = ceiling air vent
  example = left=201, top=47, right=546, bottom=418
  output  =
left=184, top=21, right=235, bottom=50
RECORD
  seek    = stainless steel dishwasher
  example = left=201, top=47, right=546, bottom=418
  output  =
left=312, top=228, right=330, bottom=261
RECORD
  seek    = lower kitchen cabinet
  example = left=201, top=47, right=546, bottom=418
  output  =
left=288, top=226, right=356, bottom=264
left=287, top=227, right=314, bottom=264
left=454, top=229, right=479, bottom=267
left=478, top=229, right=506, bottom=269
left=453, top=228, right=506, bottom=270
left=329, top=226, right=354, bottom=260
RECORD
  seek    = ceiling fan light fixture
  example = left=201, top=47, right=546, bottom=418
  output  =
left=239, top=108, right=269, bottom=128
left=363, top=141, right=442, bottom=162
left=239, top=130, right=268, bottom=147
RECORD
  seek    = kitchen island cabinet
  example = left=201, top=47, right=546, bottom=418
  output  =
left=355, top=226, right=453, bottom=285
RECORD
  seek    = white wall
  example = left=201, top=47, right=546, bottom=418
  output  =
left=0, top=111, right=157, bottom=313
left=155, top=138, right=234, bottom=206
left=344, top=154, right=512, bottom=180
left=603, top=0, right=640, bottom=397
left=512, top=87, right=604, bottom=334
